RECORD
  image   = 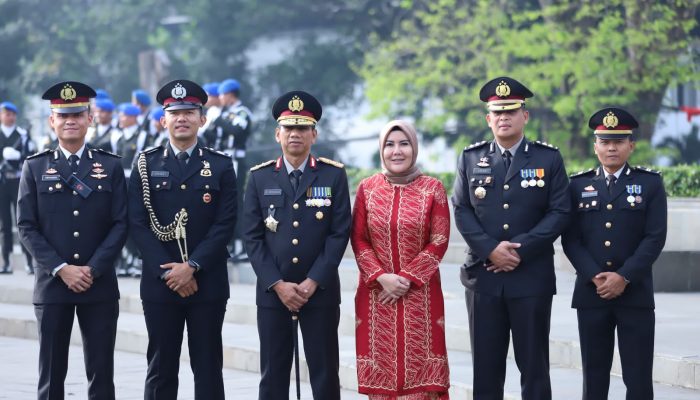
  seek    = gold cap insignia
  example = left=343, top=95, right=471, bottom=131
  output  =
left=60, top=84, right=77, bottom=101
left=495, top=81, right=511, bottom=98
left=288, top=95, right=304, bottom=112
left=603, top=111, right=619, bottom=129
left=171, top=83, right=187, bottom=99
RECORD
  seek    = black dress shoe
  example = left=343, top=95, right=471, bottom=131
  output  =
left=0, top=264, right=12, bottom=274
left=25, top=265, right=34, bottom=275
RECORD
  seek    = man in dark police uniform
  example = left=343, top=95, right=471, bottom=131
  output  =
left=452, top=77, right=570, bottom=400
left=128, top=79, right=236, bottom=400
left=243, top=90, right=351, bottom=400
left=562, top=107, right=667, bottom=400
left=17, top=81, right=127, bottom=400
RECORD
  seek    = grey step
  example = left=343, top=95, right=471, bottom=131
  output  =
left=0, top=303, right=697, bottom=400
left=1, top=270, right=699, bottom=391
left=0, top=336, right=362, bottom=400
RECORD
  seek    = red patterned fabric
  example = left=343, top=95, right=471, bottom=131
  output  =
left=351, top=174, right=451, bottom=399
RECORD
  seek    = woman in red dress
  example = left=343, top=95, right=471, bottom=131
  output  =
left=352, top=120, right=451, bottom=399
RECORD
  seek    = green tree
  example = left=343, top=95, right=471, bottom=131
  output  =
left=359, top=0, right=699, bottom=161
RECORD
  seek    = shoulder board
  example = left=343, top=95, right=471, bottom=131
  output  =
left=633, top=165, right=661, bottom=175
left=141, top=146, right=160, bottom=155
left=17, top=127, right=27, bottom=135
left=93, top=148, right=121, bottom=158
left=569, top=168, right=595, bottom=178
left=26, top=149, right=51, bottom=160
left=203, top=147, right=232, bottom=158
left=464, top=141, right=488, bottom=152
left=249, top=160, right=275, bottom=172
left=318, top=157, right=345, bottom=168
left=534, top=140, right=559, bottom=150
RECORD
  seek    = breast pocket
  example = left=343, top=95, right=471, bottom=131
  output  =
left=38, top=180, right=65, bottom=213
left=469, top=175, right=494, bottom=203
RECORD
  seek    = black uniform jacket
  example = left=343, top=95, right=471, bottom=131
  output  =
left=452, top=139, right=571, bottom=298
left=17, top=147, right=127, bottom=304
left=128, top=142, right=237, bottom=303
left=562, top=165, right=667, bottom=309
left=243, top=155, right=351, bottom=308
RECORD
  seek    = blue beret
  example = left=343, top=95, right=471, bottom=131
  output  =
left=0, top=101, right=18, bottom=113
left=94, top=99, right=115, bottom=112
left=119, top=103, right=141, bottom=116
left=203, top=82, right=220, bottom=96
left=95, top=89, right=111, bottom=100
left=151, top=108, right=164, bottom=121
left=132, top=89, right=152, bottom=106
left=218, top=79, right=240, bottom=95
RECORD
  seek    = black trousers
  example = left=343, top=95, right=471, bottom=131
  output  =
left=142, top=300, right=227, bottom=400
left=257, top=306, right=340, bottom=400
left=0, top=178, right=31, bottom=264
left=577, top=306, right=655, bottom=400
left=466, top=289, right=553, bottom=400
left=34, top=301, right=119, bottom=400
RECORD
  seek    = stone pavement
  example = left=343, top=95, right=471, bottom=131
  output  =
left=0, top=255, right=699, bottom=399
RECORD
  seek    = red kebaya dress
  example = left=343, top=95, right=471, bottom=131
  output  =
left=351, top=173, right=451, bottom=399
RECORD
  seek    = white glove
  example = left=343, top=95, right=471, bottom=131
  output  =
left=2, top=147, right=21, bottom=160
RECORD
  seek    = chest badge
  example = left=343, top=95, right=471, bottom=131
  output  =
left=200, top=160, right=212, bottom=177
left=626, top=185, right=642, bottom=206
left=477, top=157, right=490, bottom=167
left=315, top=211, right=324, bottom=220
left=45, top=168, right=58, bottom=175
left=265, top=204, right=279, bottom=232
left=203, top=193, right=212, bottom=204
left=474, top=186, right=486, bottom=199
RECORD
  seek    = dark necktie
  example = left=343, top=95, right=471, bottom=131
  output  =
left=176, top=151, right=189, bottom=173
left=503, top=150, right=512, bottom=172
left=607, top=174, right=617, bottom=194
left=290, top=170, right=302, bottom=193
left=68, top=154, right=79, bottom=174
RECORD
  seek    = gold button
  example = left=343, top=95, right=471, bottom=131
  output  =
left=293, top=221, right=299, bottom=228
left=292, top=238, right=299, bottom=245
left=293, top=203, right=299, bottom=210
left=73, top=253, right=79, bottom=260
left=73, top=232, right=79, bottom=238
left=503, top=203, right=509, bottom=210
left=205, top=185, right=210, bottom=189
left=292, top=257, right=299, bottom=264
left=156, top=184, right=161, bottom=189
left=503, top=224, right=509, bottom=230
left=607, top=204, right=613, bottom=210
left=503, top=184, right=510, bottom=190
left=180, top=184, right=187, bottom=190
left=73, top=210, right=79, bottom=217
left=97, top=185, right=102, bottom=190
left=48, top=187, right=53, bottom=192
left=73, top=190, right=77, bottom=195
left=606, top=261, right=613, bottom=267
left=605, top=222, right=612, bottom=229
left=604, top=241, right=611, bottom=247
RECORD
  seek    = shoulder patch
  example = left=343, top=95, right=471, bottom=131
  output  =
left=633, top=165, right=661, bottom=175
left=249, top=160, right=275, bottom=172
left=26, top=149, right=51, bottom=160
left=94, top=148, right=121, bottom=158
left=534, top=140, right=559, bottom=150
left=318, top=157, right=345, bottom=168
left=569, top=168, right=595, bottom=178
left=203, top=147, right=232, bottom=158
left=464, top=141, right=488, bottom=152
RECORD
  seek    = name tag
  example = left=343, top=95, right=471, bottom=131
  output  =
left=42, top=175, right=61, bottom=181
left=264, top=188, right=282, bottom=196
left=151, top=170, right=169, bottom=177
left=473, top=167, right=492, bottom=174
left=581, top=191, right=598, bottom=198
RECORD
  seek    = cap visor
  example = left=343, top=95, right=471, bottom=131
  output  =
left=594, top=133, right=632, bottom=140
left=52, top=106, right=89, bottom=114
left=164, top=103, right=201, bottom=111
